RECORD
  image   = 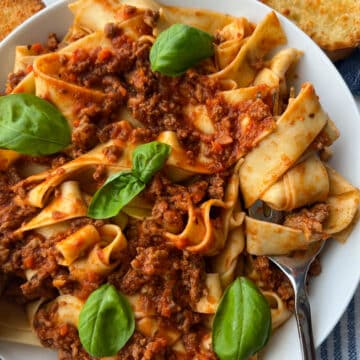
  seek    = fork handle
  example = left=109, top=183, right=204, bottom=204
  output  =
left=294, top=284, right=316, bottom=360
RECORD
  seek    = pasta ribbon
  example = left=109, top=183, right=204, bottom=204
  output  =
left=214, top=18, right=255, bottom=70
left=13, top=46, right=39, bottom=73
left=261, top=155, right=329, bottom=211
left=323, top=166, right=360, bottom=239
left=38, top=295, right=84, bottom=328
left=262, top=291, right=292, bottom=329
left=69, top=0, right=143, bottom=34
left=165, top=163, right=241, bottom=255
left=15, top=181, right=89, bottom=234
left=210, top=12, right=286, bottom=87
left=254, top=48, right=303, bottom=96
left=69, top=224, right=127, bottom=278
left=56, top=224, right=101, bottom=266
left=33, top=52, right=110, bottom=128
left=239, top=83, right=329, bottom=208
left=246, top=217, right=310, bottom=255
left=195, top=273, right=223, bottom=314
left=16, top=136, right=134, bottom=208
left=211, top=214, right=245, bottom=288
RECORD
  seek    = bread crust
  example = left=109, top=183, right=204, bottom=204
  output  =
left=0, top=0, right=45, bottom=41
left=261, top=0, right=360, bottom=51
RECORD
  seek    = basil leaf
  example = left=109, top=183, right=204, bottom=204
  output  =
left=132, top=141, right=171, bottom=183
left=0, top=93, right=71, bottom=155
left=87, top=171, right=145, bottom=219
left=79, top=284, right=135, bottom=357
left=150, top=24, right=214, bottom=76
left=213, top=277, right=272, bottom=360
left=88, top=142, right=170, bottom=219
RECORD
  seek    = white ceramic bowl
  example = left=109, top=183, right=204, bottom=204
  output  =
left=0, top=1, right=359, bottom=359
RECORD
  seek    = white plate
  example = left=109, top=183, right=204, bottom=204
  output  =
left=0, top=1, right=359, bottom=359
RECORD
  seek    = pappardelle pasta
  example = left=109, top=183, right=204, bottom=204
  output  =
left=0, top=0, right=359, bottom=359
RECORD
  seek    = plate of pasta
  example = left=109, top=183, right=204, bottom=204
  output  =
left=0, top=0, right=359, bottom=360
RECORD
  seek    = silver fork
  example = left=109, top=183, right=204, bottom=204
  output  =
left=249, top=201, right=326, bottom=360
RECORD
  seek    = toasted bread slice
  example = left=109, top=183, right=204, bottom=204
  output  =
left=260, top=0, right=360, bottom=51
left=0, top=0, right=45, bottom=41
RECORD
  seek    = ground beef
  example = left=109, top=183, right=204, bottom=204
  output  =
left=109, top=229, right=207, bottom=319
left=183, top=332, right=218, bottom=360
left=71, top=122, right=99, bottom=152
left=35, top=303, right=94, bottom=360
left=47, top=14, right=274, bottom=166
left=118, top=332, right=174, bottom=360
left=5, top=70, right=28, bottom=93
left=252, top=255, right=295, bottom=310
left=0, top=168, right=38, bottom=271
left=206, top=173, right=228, bottom=200
left=105, top=173, right=216, bottom=358
left=0, top=202, right=37, bottom=234
left=284, top=203, right=330, bottom=240
left=47, top=32, right=59, bottom=52
left=251, top=253, right=323, bottom=312
left=102, top=144, right=123, bottom=163
left=97, top=121, right=133, bottom=143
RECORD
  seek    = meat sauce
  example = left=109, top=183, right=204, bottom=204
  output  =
left=0, top=12, right=326, bottom=360
left=32, top=174, right=224, bottom=359
left=53, top=19, right=274, bottom=169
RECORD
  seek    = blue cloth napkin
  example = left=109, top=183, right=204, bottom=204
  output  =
left=335, top=48, right=360, bottom=96
left=317, top=289, right=360, bottom=360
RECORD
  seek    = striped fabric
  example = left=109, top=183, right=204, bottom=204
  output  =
left=317, top=287, right=360, bottom=360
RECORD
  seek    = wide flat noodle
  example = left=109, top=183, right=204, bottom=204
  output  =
left=254, top=47, right=302, bottom=97
left=261, top=155, right=329, bottom=211
left=126, top=293, right=184, bottom=353
left=11, top=72, right=36, bottom=94
left=246, top=216, right=310, bottom=255
left=16, top=136, right=134, bottom=208
left=69, top=0, right=137, bottom=33
left=165, top=162, right=242, bottom=255
left=15, top=181, right=89, bottom=234
left=211, top=211, right=245, bottom=288
left=214, top=18, right=254, bottom=70
left=323, top=166, right=360, bottom=238
left=239, top=83, right=328, bottom=208
left=69, top=224, right=127, bottom=279
left=262, top=291, right=292, bottom=330
left=13, top=46, right=39, bottom=73
left=333, top=210, right=359, bottom=243
left=12, top=24, right=126, bottom=95
left=195, top=273, right=223, bottom=314
left=137, top=317, right=181, bottom=345
left=210, top=12, right=286, bottom=87
left=33, top=295, right=84, bottom=328
left=56, top=224, right=101, bottom=266
left=156, top=4, right=235, bottom=34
